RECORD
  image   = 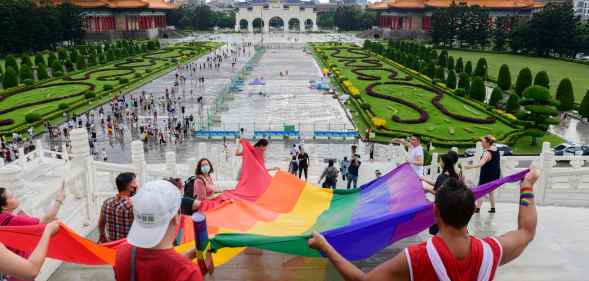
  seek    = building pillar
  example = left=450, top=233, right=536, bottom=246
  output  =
left=248, top=20, right=254, bottom=32
left=69, top=128, right=92, bottom=221
left=131, top=140, right=146, bottom=186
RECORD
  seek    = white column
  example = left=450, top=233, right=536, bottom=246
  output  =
left=131, top=140, right=146, bottom=185
left=536, top=142, right=554, bottom=204
left=165, top=151, right=177, bottom=177
left=69, top=128, right=92, bottom=220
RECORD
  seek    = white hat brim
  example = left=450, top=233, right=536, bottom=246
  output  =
left=127, top=219, right=170, bottom=248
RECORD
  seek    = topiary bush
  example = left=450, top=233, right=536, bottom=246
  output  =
left=21, top=55, right=34, bottom=67
left=25, top=113, right=41, bottom=123
left=145, top=69, right=152, bottom=73
left=555, top=78, right=574, bottom=111
left=53, top=70, right=63, bottom=77
left=435, top=66, right=445, bottom=80
left=447, top=56, right=455, bottom=70
left=497, top=64, right=511, bottom=91
left=515, top=67, right=532, bottom=96
left=360, top=103, right=371, bottom=110
left=5, top=55, right=19, bottom=74
left=20, top=64, right=34, bottom=81
left=58, top=103, right=69, bottom=110
left=423, top=62, right=436, bottom=79
left=533, top=71, right=550, bottom=89
left=437, top=50, right=448, bottom=68
left=489, top=86, right=503, bottom=107
left=84, top=91, right=96, bottom=99
left=35, top=53, right=46, bottom=66
left=3, top=67, right=19, bottom=88
left=474, top=58, right=488, bottom=80
left=579, top=89, right=589, bottom=120
left=22, top=79, right=34, bottom=86
left=505, top=94, right=520, bottom=113
left=446, top=70, right=457, bottom=89
left=468, top=76, right=486, bottom=102
left=519, top=85, right=560, bottom=145
left=119, top=78, right=129, bottom=84
left=48, top=52, right=58, bottom=67
left=76, top=56, right=86, bottom=70
left=458, top=72, right=470, bottom=90
left=134, top=73, right=142, bottom=78
left=454, top=88, right=466, bottom=97
left=455, top=57, right=464, bottom=73
left=464, top=61, right=473, bottom=75
left=103, top=84, right=114, bottom=91
left=37, top=63, right=49, bottom=80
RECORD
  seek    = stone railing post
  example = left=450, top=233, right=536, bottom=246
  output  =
left=535, top=142, right=554, bottom=203
left=429, top=152, right=439, bottom=179
left=165, top=151, right=177, bottom=178
left=35, top=139, right=43, bottom=164
left=18, top=147, right=26, bottom=167
left=131, top=141, right=146, bottom=185
left=69, top=128, right=94, bottom=222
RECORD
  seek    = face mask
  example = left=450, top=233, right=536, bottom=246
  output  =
left=201, top=165, right=211, bottom=174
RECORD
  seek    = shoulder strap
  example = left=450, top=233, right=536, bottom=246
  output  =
left=130, top=246, right=137, bottom=281
left=425, top=238, right=451, bottom=281
left=476, top=238, right=494, bottom=281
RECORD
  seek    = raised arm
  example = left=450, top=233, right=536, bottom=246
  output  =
left=40, top=183, right=65, bottom=224
left=0, top=221, right=60, bottom=280
left=308, top=232, right=409, bottom=281
left=497, top=166, right=539, bottom=266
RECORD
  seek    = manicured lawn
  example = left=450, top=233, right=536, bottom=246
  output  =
left=0, top=42, right=221, bottom=135
left=313, top=43, right=564, bottom=154
left=318, top=46, right=516, bottom=142
left=445, top=50, right=589, bottom=101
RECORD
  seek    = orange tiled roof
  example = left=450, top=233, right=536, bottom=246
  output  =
left=368, top=0, right=544, bottom=9
left=46, top=0, right=175, bottom=9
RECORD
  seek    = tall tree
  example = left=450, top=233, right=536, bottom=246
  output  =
left=497, top=64, right=511, bottom=91
left=527, top=2, right=578, bottom=57
left=493, top=16, right=512, bottom=51
left=489, top=86, right=503, bottom=107
left=430, top=10, right=453, bottom=46
left=468, top=76, right=486, bottom=102
left=555, top=78, right=574, bottom=111
left=514, top=67, right=532, bottom=96
left=464, top=61, right=472, bottom=75
left=579, top=89, right=589, bottom=120
left=473, top=57, right=487, bottom=80
left=505, top=94, right=520, bottom=113
left=446, top=70, right=457, bottom=89
left=455, top=57, right=464, bottom=73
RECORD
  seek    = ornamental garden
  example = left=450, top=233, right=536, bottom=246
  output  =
left=312, top=41, right=572, bottom=154
left=0, top=40, right=221, bottom=136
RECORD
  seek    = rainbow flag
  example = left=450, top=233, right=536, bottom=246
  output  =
left=0, top=139, right=528, bottom=266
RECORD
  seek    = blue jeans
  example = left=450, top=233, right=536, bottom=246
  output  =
left=347, top=174, right=358, bottom=189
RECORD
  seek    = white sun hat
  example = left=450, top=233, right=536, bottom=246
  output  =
left=127, top=180, right=181, bottom=248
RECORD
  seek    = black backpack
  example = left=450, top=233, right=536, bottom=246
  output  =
left=181, top=176, right=205, bottom=215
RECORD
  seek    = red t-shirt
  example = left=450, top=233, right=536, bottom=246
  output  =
left=114, top=244, right=202, bottom=281
left=407, top=236, right=502, bottom=281
left=0, top=212, right=41, bottom=281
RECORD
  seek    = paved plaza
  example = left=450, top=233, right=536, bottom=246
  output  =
left=33, top=33, right=589, bottom=281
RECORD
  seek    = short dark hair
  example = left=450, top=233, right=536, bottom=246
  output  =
left=434, top=178, right=475, bottom=228
left=0, top=187, right=6, bottom=208
left=411, top=134, right=421, bottom=141
left=195, top=158, right=214, bottom=175
left=328, top=159, right=334, bottom=166
left=254, top=139, right=269, bottom=147
left=115, top=172, right=136, bottom=193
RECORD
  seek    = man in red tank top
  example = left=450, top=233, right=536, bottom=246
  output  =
left=308, top=166, right=539, bottom=281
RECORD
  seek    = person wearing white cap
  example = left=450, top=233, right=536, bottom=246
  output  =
left=113, top=180, right=203, bottom=281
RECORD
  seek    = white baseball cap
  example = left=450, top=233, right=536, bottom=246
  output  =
left=127, top=180, right=181, bottom=248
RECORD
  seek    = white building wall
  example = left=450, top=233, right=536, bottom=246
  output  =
left=574, top=0, right=589, bottom=20
left=235, top=3, right=318, bottom=32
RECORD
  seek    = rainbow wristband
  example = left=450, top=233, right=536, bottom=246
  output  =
left=520, top=199, right=531, bottom=206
